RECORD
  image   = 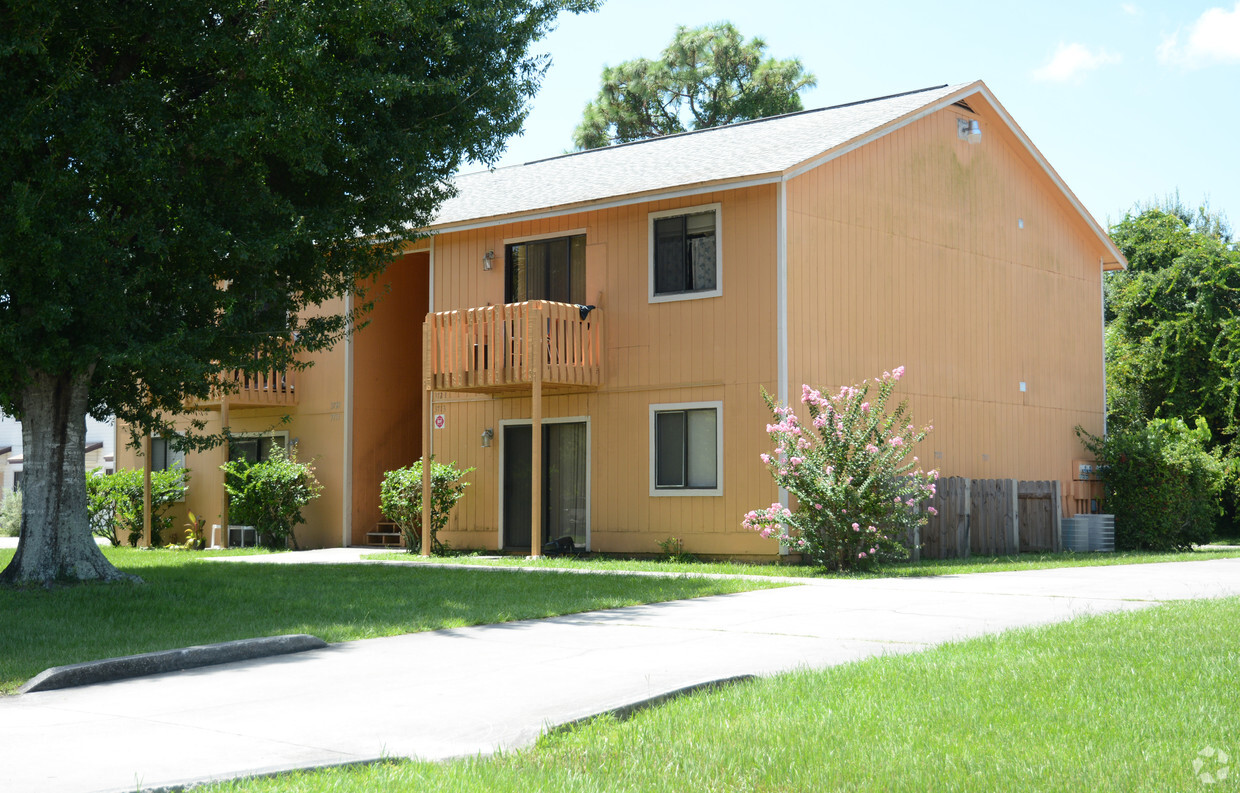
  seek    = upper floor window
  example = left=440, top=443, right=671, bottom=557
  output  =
left=649, top=204, right=721, bottom=303
left=506, top=234, right=586, bottom=305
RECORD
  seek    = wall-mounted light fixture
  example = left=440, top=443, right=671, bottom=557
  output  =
left=482, top=250, right=495, bottom=270
left=481, top=427, right=494, bottom=448
left=958, top=118, right=982, bottom=144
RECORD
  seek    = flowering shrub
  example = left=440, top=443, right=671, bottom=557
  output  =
left=743, top=367, right=937, bottom=570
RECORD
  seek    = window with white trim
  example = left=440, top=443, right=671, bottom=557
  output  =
left=650, top=401, right=722, bottom=496
left=649, top=204, right=721, bottom=302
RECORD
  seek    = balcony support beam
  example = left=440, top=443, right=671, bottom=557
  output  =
left=529, top=304, right=544, bottom=558
left=421, top=318, right=433, bottom=558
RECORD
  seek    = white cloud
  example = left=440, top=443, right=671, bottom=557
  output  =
left=1032, top=43, right=1123, bottom=82
left=1158, top=2, right=1240, bottom=67
left=1121, top=3, right=1141, bottom=16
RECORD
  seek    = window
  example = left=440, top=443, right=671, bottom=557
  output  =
left=506, top=234, right=586, bottom=304
left=650, top=401, right=722, bottom=496
left=150, top=435, right=186, bottom=472
left=228, top=433, right=286, bottom=465
left=649, top=204, right=721, bottom=302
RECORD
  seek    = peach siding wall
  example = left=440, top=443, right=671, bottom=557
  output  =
left=429, top=185, right=782, bottom=556
left=350, top=252, right=429, bottom=544
left=785, top=98, right=1107, bottom=487
left=114, top=297, right=349, bottom=549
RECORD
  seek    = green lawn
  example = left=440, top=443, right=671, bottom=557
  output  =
left=0, top=547, right=777, bottom=694
left=204, top=596, right=1240, bottom=793
left=366, top=546, right=1240, bottom=578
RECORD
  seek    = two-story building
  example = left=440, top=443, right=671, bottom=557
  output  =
left=116, top=80, right=1124, bottom=556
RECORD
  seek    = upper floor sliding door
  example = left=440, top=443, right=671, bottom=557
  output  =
left=506, top=234, right=586, bottom=305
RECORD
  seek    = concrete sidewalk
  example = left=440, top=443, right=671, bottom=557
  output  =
left=2, top=557, right=1239, bottom=793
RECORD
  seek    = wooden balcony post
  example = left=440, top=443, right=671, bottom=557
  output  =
left=422, top=316, right=433, bottom=557
left=529, top=302, right=544, bottom=558
left=142, top=433, right=152, bottom=547
left=219, top=395, right=230, bottom=548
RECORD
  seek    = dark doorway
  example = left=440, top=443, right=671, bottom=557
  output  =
left=502, top=422, right=588, bottom=549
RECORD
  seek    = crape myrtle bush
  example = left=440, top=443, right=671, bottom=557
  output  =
left=744, top=367, right=937, bottom=570
left=1078, top=418, right=1223, bottom=551
left=380, top=457, right=472, bottom=554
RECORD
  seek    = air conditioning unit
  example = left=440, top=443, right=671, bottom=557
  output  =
left=1063, top=514, right=1114, bottom=552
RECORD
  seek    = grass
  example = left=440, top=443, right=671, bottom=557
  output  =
left=0, top=547, right=778, bottom=694
left=203, top=596, right=1240, bottom=793
left=365, top=546, right=1240, bottom=578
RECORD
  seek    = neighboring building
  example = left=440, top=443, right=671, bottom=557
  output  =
left=0, top=413, right=115, bottom=501
left=116, top=80, right=1124, bottom=555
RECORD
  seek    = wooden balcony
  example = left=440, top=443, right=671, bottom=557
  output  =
left=425, top=300, right=603, bottom=395
left=191, top=365, right=299, bottom=410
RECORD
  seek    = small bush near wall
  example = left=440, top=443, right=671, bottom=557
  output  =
left=221, top=446, right=321, bottom=550
left=744, top=367, right=937, bottom=571
left=380, top=458, right=472, bottom=554
left=87, top=467, right=189, bottom=546
left=1078, top=418, right=1223, bottom=551
left=0, top=489, right=20, bottom=537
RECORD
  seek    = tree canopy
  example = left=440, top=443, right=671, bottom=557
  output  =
left=1105, top=201, right=1240, bottom=451
left=0, top=0, right=596, bottom=585
left=572, top=22, right=816, bottom=150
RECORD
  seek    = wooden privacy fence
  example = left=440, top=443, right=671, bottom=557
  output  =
left=919, top=478, right=1063, bottom=559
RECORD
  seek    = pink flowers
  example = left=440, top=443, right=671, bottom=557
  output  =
left=865, top=443, right=879, bottom=454
left=889, top=437, right=904, bottom=447
left=860, top=402, right=870, bottom=413
left=760, top=453, right=771, bottom=465
left=852, top=522, right=860, bottom=532
left=927, top=506, right=939, bottom=515
left=892, top=366, right=905, bottom=381
left=858, top=552, right=867, bottom=559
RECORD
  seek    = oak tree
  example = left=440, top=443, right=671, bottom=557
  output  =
left=0, top=0, right=596, bottom=585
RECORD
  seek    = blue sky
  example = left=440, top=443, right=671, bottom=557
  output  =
left=484, top=0, right=1240, bottom=231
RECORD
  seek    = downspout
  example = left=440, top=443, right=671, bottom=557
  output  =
left=777, top=179, right=790, bottom=554
left=1100, top=261, right=1107, bottom=437
left=342, top=288, right=355, bottom=547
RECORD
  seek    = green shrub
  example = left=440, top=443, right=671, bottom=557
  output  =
left=87, top=466, right=189, bottom=546
left=1078, top=418, right=1223, bottom=551
left=380, top=457, right=472, bottom=554
left=221, top=445, right=321, bottom=550
left=0, top=490, right=21, bottom=537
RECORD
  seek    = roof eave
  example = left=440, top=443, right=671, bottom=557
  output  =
left=421, top=170, right=786, bottom=236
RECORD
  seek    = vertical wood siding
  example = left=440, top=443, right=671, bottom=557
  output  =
left=786, top=97, right=1108, bottom=489
left=430, top=186, right=781, bottom=555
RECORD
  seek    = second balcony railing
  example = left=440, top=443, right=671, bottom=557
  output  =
left=425, top=300, right=603, bottom=394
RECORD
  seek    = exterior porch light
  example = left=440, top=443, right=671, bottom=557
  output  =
left=958, top=117, right=982, bottom=144
left=482, top=250, right=495, bottom=270
left=481, top=427, right=494, bottom=447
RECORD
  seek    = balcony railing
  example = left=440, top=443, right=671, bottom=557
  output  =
left=425, top=300, right=603, bottom=394
left=192, top=364, right=299, bottom=409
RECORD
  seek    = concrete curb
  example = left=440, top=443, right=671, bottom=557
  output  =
left=19, top=634, right=327, bottom=694
left=132, top=675, right=760, bottom=792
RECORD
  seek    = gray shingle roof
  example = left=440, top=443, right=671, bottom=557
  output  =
left=430, top=83, right=971, bottom=229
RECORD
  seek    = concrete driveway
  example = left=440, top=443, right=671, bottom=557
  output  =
left=2, top=555, right=1239, bottom=793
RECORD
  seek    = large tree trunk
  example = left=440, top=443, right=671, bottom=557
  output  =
left=0, top=370, right=134, bottom=586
